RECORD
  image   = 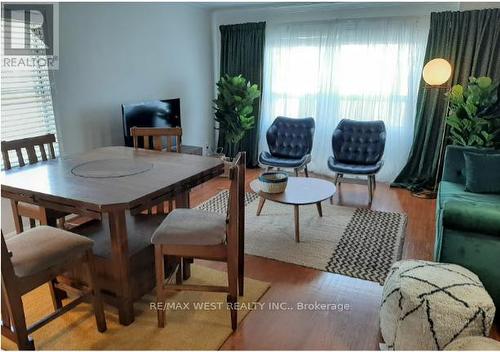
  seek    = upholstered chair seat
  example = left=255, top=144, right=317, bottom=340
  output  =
left=151, top=209, right=226, bottom=246
left=327, top=156, right=384, bottom=175
left=6, top=226, right=94, bottom=278
left=259, top=116, right=315, bottom=176
left=259, top=151, right=311, bottom=169
left=2, top=226, right=106, bottom=349
left=327, top=119, right=386, bottom=205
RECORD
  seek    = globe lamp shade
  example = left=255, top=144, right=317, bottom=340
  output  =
left=422, top=58, right=452, bottom=86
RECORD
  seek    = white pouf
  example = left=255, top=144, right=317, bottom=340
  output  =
left=380, top=260, right=496, bottom=350
left=444, top=336, right=500, bottom=350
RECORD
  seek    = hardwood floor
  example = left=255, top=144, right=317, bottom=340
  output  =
left=189, top=169, right=499, bottom=350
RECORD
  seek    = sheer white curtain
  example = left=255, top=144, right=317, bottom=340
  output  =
left=259, top=17, right=428, bottom=182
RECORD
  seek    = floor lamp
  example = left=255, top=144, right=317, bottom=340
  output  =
left=413, top=58, right=452, bottom=199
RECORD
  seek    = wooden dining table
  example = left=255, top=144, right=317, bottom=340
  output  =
left=1, top=146, right=224, bottom=325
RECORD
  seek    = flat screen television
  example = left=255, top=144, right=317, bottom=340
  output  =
left=122, top=98, right=181, bottom=147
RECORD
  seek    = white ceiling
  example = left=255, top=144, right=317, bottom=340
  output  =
left=189, top=1, right=449, bottom=12
left=190, top=1, right=329, bottom=11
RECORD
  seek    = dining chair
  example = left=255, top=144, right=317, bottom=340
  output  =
left=327, top=119, right=386, bottom=205
left=1, top=134, right=67, bottom=233
left=151, top=152, right=245, bottom=331
left=1, top=227, right=107, bottom=350
left=130, top=126, right=182, bottom=153
left=258, top=116, right=315, bottom=176
left=130, top=127, right=183, bottom=214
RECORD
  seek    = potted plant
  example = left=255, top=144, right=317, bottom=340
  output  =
left=213, top=74, right=260, bottom=174
left=446, top=76, right=500, bottom=148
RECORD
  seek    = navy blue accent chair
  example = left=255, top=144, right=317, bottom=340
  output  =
left=327, top=119, right=386, bottom=204
left=258, top=116, right=315, bottom=176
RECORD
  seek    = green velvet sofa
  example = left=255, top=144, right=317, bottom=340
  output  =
left=435, top=145, right=500, bottom=314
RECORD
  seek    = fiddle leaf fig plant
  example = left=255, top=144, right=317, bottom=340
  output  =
left=213, top=74, right=261, bottom=158
left=446, top=76, right=500, bottom=148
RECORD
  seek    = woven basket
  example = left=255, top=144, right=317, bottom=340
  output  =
left=258, top=172, right=288, bottom=193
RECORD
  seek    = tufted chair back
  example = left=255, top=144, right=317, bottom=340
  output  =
left=332, top=119, right=386, bottom=165
left=266, top=116, right=315, bottom=159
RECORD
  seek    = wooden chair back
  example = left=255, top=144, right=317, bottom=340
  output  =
left=1, top=231, right=16, bottom=288
left=130, top=127, right=182, bottom=152
left=1, top=134, right=56, bottom=170
left=1, top=230, right=24, bottom=346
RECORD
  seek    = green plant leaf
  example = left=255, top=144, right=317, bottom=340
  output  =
left=213, top=74, right=261, bottom=156
left=450, top=129, right=467, bottom=146
left=477, top=76, right=492, bottom=89
left=468, top=134, right=484, bottom=146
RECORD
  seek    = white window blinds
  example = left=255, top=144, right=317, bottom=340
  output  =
left=1, top=17, right=58, bottom=169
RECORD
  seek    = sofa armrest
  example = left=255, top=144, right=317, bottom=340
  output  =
left=443, top=200, right=500, bottom=236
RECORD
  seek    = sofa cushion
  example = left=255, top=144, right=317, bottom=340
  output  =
left=464, top=152, right=500, bottom=193
left=438, top=181, right=500, bottom=209
left=442, top=200, right=500, bottom=237
left=441, top=145, right=499, bottom=185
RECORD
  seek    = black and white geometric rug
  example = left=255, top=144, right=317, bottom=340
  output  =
left=197, top=190, right=407, bottom=284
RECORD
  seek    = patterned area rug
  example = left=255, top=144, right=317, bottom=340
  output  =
left=197, top=190, right=407, bottom=284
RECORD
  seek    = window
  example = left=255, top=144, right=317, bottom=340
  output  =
left=259, top=18, right=427, bottom=181
left=1, top=16, right=58, bottom=169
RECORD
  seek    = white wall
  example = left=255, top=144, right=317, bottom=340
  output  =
left=53, top=3, right=215, bottom=156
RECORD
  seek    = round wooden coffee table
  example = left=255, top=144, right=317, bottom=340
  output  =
left=250, top=177, right=336, bottom=242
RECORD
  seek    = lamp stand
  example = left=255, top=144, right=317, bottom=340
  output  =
left=412, top=89, right=451, bottom=199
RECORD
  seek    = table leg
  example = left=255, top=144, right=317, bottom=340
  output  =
left=316, top=202, right=323, bottom=217
left=108, top=209, right=134, bottom=325
left=182, top=257, right=193, bottom=279
left=175, top=257, right=183, bottom=284
left=175, top=191, right=192, bottom=280
left=175, top=191, right=190, bottom=209
left=256, top=197, right=266, bottom=216
left=294, top=205, right=300, bottom=243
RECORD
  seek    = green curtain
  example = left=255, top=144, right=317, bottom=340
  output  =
left=218, top=22, right=265, bottom=167
left=392, top=9, right=500, bottom=191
